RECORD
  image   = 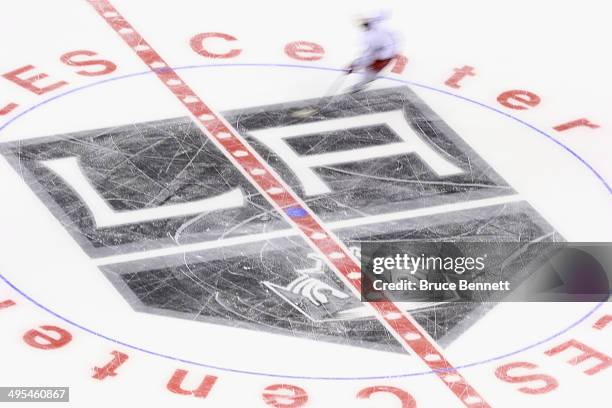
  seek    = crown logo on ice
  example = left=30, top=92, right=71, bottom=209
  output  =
left=265, top=275, right=350, bottom=307
left=263, top=250, right=359, bottom=322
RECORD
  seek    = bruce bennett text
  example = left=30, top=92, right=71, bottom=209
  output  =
left=372, top=279, right=511, bottom=292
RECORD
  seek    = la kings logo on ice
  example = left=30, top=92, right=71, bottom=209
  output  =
left=0, top=86, right=560, bottom=351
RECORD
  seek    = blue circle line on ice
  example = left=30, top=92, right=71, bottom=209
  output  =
left=0, top=63, right=608, bottom=381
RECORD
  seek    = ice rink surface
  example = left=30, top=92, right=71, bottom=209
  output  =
left=0, top=1, right=610, bottom=407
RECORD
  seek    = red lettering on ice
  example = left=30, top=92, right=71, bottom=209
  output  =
left=23, top=325, right=72, bottom=349
left=545, top=339, right=612, bottom=375
left=445, top=65, right=476, bottom=89
left=262, top=384, right=308, bottom=407
left=3, top=65, right=68, bottom=95
left=553, top=118, right=600, bottom=132
left=167, top=369, right=218, bottom=398
left=497, top=90, right=541, bottom=110
left=60, top=50, right=117, bottom=76
left=284, top=41, right=325, bottom=61
left=357, top=385, right=417, bottom=407
left=92, top=350, right=129, bottom=380
left=495, top=362, right=558, bottom=394
left=190, top=32, right=242, bottom=59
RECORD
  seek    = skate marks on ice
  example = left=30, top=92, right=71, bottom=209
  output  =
left=103, top=202, right=558, bottom=352
left=0, top=86, right=560, bottom=351
left=0, top=87, right=513, bottom=257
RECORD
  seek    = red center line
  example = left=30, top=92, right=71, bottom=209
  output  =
left=85, top=1, right=492, bottom=406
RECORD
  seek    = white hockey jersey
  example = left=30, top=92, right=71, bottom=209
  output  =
left=353, top=18, right=397, bottom=69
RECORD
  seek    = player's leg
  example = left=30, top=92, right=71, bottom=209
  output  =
left=349, top=58, right=394, bottom=93
left=350, top=66, right=377, bottom=93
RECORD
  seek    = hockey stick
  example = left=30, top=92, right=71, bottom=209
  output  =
left=290, top=70, right=349, bottom=118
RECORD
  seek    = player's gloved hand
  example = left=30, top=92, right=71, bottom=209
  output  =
left=346, top=65, right=354, bottom=74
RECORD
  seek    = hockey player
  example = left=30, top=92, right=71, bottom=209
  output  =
left=347, top=12, right=399, bottom=93
left=290, top=13, right=399, bottom=119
